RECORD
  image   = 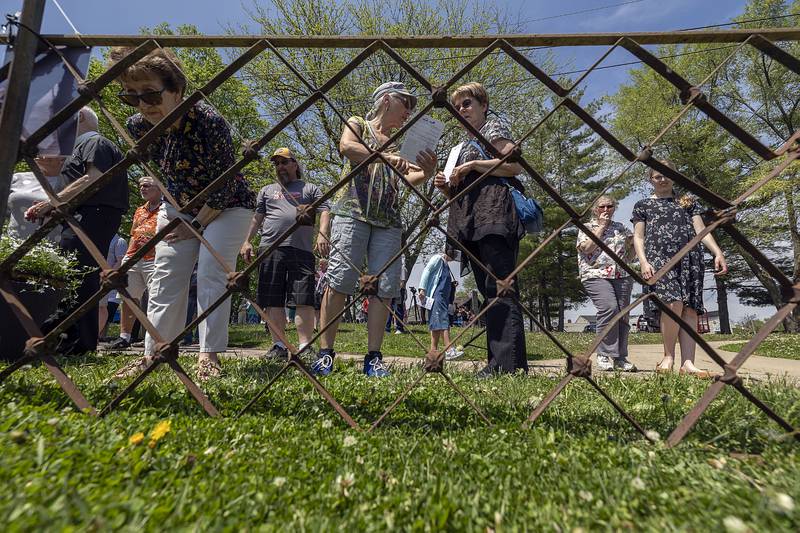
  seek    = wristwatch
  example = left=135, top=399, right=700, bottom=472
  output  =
left=190, top=218, right=204, bottom=232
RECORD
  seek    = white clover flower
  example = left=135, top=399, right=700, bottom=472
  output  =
left=336, top=472, right=355, bottom=496
left=321, top=419, right=332, bottom=429
left=343, top=435, right=358, bottom=448
left=770, top=492, right=795, bottom=514
left=645, top=430, right=661, bottom=442
left=630, top=477, right=646, bottom=490
left=442, top=438, right=458, bottom=454
left=722, top=516, right=749, bottom=533
left=273, top=476, right=287, bottom=488
left=578, top=490, right=593, bottom=502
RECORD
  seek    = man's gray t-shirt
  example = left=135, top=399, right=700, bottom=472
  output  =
left=256, top=180, right=330, bottom=252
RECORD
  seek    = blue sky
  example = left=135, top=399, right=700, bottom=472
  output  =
left=4, top=0, right=775, bottom=323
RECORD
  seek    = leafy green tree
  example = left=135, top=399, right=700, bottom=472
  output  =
left=609, top=1, right=800, bottom=332
left=232, top=0, right=555, bottom=272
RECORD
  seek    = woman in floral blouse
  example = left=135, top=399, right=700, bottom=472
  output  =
left=576, top=195, right=636, bottom=372
left=632, top=163, right=727, bottom=378
left=109, top=47, right=255, bottom=382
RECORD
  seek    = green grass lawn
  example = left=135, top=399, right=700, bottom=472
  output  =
left=721, top=334, right=800, bottom=361
left=1, top=356, right=798, bottom=530
left=228, top=323, right=751, bottom=361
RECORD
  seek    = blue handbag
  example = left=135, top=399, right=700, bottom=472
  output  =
left=466, top=140, right=544, bottom=234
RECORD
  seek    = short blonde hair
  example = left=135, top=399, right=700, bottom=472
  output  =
left=591, top=195, right=617, bottom=220
left=450, top=82, right=488, bottom=107
left=108, top=47, right=187, bottom=96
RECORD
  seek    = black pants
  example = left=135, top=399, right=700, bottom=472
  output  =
left=45, top=206, right=123, bottom=355
left=463, top=235, right=527, bottom=373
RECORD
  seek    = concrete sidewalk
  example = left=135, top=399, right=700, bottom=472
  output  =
left=103, top=340, right=800, bottom=382
left=224, top=340, right=800, bottom=382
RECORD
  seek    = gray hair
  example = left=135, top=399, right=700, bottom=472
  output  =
left=77, top=106, right=99, bottom=136
left=591, top=194, right=617, bottom=220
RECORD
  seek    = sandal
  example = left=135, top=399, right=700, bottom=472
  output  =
left=111, top=355, right=154, bottom=380
left=196, top=358, right=223, bottom=382
left=655, top=356, right=674, bottom=374
left=678, top=367, right=717, bottom=379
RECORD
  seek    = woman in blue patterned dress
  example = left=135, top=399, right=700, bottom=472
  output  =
left=632, top=164, right=728, bottom=378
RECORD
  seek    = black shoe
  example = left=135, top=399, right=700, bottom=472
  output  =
left=476, top=365, right=497, bottom=379
left=107, top=337, right=131, bottom=350
left=265, top=343, right=289, bottom=360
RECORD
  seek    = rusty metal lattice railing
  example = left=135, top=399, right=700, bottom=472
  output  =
left=1, top=4, right=799, bottom=446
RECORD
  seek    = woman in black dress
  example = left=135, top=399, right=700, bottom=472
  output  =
left=632, top=164, right=727, bottom=377
left=434, top=82, right=527, bottom=376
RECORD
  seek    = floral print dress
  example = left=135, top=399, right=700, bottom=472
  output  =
left=631, top=196, right=706, bottom=313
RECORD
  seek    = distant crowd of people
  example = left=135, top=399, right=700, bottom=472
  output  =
left=7, top=46, right=728, bottom=381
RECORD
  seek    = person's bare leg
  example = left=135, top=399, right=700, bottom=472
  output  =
left=430, top=330, right=442, bottom=352
left=658, top=301, right=683, bottom=370
left=119, top=302, right=135, bottom=336
left=678, top=307, right=701, bottom=371
left=367, top=296, right=390, bottom=353
left=294, top=305, right=315, bottom=347
left=266, top=307, right=288, bottom=345
left=320, top=288, right=347, bottom=351
left=98, top=305, right=109, bottom=337
left=443, top=329, right=453, bottom=351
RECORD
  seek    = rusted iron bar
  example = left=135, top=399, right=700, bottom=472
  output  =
left=0, top=0, right=46, bottom=228
left=4, top=28, right=800, bottom=48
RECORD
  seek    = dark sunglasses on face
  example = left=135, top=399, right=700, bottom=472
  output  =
left=273, top=158, right=295, bottom=167
left=117, top=88, right=167, bottom=107
left=455, top=98, right=474, bottom=111
left=597, top=205, right=615, bottom=210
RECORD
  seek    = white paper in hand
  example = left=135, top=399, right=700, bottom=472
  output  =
left=421, top=296, right=435, bottom=310
left=399, top=115, right=445, bottom=163
left=443, top=143, right=463, bottom=183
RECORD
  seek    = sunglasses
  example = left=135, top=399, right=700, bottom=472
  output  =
left=393, top=94, right=414, bottom=111
left=597, top=205, right=615, bottom=209
left=272, top=158, right=295, bottom=167
left=117, top=88, right=166, bottom=107
left=455, top=98, right=474, bottom=111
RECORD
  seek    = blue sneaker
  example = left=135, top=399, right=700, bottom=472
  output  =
left=310, top=349, right=335, bottom=376
left=363, top=351, right=390, bottom=378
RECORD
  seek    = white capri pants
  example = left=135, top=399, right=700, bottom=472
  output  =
left=144, top=204, right=252, bottom=355
left=123, top=258, right=156, bottom=300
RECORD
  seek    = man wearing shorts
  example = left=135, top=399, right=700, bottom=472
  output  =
left=107, top=176, right=161, bottom=350
left=240, top=148, right=330, bottom=360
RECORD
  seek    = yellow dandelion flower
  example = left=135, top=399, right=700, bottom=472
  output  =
left=148, top=439, right=157, bottom=449
left=128, top=432, right=145, bottom=446
left=149, top=420, right=171, bottom=442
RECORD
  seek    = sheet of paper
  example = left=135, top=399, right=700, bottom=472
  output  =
left=420, top=296, right=435, bottom=310
left=443, top=142, right=463, bottom=183
left=399, top=115, right=445, bottom=163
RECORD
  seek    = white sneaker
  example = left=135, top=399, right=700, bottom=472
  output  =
left=596, top=355, right=614, bottom=371
left=445, top=348, right=464, bottom=360
left=614, top=357, right=638, bottom=372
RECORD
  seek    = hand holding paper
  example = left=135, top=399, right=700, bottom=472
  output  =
left=399, top=115, right=445, bottom=162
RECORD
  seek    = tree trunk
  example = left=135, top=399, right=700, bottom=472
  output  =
left=715, top=276, right=732, bottom=334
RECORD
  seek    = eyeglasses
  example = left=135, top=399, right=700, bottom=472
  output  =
left=117, top=88, right=166, bottom=107
left=455, top=98, right=474, bottom=111
left=272, top=158, right=295, bottom=167
left=596, top=205, right=615, bottom=210
left=393, top=94, right=413, bottom=110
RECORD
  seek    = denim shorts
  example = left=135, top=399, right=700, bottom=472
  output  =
left=326, top=215, right=402, bottom=298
